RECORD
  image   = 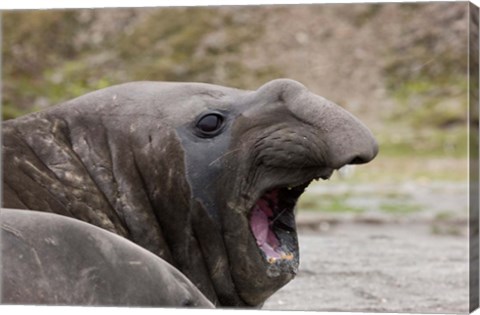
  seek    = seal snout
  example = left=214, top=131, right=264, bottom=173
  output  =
left=322, top=114, right=379, bottom=170
left=255, top=79, right=378, bottom=171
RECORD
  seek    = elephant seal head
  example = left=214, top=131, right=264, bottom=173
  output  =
left=174, top=79, right=377, bottom=305
left=2, top=79, right=377, bottom=307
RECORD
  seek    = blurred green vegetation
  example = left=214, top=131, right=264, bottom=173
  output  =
left=380, top=11, right=469, bottom=158
left=324, top=156, right=468, bottom=183
left=378, top=202, right=422, bottom=213
left=379, top=69, right=468, bottom=157
left=298, top=193, right=366, bottom=213
left=2, top=8, right=282, bottom=120
left=297, top=188, right=425, bottom=214
left=2, top=4, right=470, bottom=162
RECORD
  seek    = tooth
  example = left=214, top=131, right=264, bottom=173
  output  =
left=281, top=253, right=294, bottom=260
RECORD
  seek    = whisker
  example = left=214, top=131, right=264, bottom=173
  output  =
left=269, top=207, right=289, bottom=225
left=208, top=147, right=243, bottom=166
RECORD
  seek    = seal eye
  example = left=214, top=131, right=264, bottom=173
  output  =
left=196, top=113, right=224, bottom=135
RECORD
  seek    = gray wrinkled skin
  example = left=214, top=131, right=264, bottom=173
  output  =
left=2, top=79, right=378, bottom=306
left=1, top=209, right=214, bottom=308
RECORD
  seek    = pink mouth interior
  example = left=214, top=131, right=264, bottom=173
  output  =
left=249, top=190, right=283, bottom=259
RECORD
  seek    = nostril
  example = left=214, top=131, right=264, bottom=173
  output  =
left=348, top=156, right=367, bottom=165
left=347, top=143, right=378, bottom=165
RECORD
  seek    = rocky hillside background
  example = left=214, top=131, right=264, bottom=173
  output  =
left=2, top=2, right=472, bottom=158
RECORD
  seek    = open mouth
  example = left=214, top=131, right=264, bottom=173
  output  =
left=224, top=168, right=334, bottom=305
left=249, top=181, right=310, bottom=264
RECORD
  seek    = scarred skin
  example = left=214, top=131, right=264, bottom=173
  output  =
left=2, top=79, right=378, bottom=306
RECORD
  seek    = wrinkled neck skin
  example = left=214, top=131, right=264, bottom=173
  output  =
left=2, top=83, right=252, bottom=307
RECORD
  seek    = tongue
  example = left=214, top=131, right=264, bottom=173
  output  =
left=251, top=205, right=269, bottom=245
left=250, top=203, right=282, bottom=259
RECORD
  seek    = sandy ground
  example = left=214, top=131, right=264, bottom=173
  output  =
left=263, top=179, right=469, bottom=314
left=263, top=222, right=470, bottom=313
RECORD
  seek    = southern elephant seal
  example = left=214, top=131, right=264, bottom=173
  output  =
left=2, top=79, right=378, bottom=306
left=1, top=209, right=214, bottom=307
